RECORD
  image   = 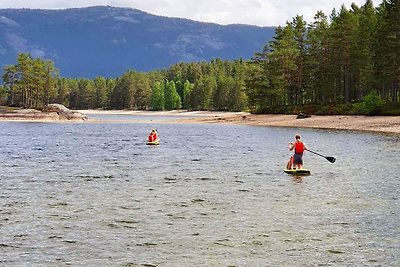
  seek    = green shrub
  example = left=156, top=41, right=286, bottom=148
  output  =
left=361, top=92, right=384, bottom=115
left=381, top=103, right=400, bottom=115
left=352, top=102, right=364, bottom=115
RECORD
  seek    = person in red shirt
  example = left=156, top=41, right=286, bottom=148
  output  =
left=148, top=132, right=154, bottom=142
left=288, top=134, right=309, bottom=169
left=148, top=129, right=158, bottom=142
left=152, top=129, right=158, bottom=141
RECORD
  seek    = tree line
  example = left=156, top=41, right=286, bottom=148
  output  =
left=1, top=56, right=247, bottom=112
left=246, top=0, right=399, bottom=114
left=1, top=0, right=399, bottom=115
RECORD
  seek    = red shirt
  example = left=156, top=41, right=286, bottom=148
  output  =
left=294, top=141, right=305, bottom=154
left=148, top=134, right=154, bottom=142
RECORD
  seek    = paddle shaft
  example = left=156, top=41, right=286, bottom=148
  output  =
left=306, top=149, right=326, bottom=158
left=306, top=149, right=336, bottom=163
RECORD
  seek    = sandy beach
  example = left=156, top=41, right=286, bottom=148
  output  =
left=79, top=110, right=400, bottom=135
left=178, top=113, right=400, bottom=134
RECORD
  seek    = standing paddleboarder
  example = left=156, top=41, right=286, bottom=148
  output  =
left=288, top=134, right=309, bottom=169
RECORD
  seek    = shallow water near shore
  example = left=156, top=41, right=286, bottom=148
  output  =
left=0, top=116, right=399, bottom=266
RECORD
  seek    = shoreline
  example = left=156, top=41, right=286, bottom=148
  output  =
left=1, top=108, right=399, bottom=135
left=79, top=110, right=400, bottom=135
left=77, top=109, right=247, bottom=117
left=177, top=113, right=400, bottom=135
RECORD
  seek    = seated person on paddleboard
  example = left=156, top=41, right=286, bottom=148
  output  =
left=148, top=129, right=158, bottom=142
left=288, top=134, right=309, bottom=169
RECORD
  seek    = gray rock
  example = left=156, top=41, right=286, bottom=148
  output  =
left=47, top=104, right=88, bottom=121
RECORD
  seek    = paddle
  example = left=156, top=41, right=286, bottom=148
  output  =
left=306, top=149, right=336, bottom=163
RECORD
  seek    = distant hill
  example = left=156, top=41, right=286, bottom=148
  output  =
left=0, top=6, right=275, bottom=78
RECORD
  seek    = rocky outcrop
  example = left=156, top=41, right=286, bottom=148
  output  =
left=46, top=104, right=87, bottom=121
left=0, top=104, right=87, bottom=121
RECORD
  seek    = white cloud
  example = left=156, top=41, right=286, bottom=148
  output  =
left=0, top=0, right=381, bottom=26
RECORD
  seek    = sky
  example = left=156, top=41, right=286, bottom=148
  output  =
left=0, top=0, right=380, bottom=26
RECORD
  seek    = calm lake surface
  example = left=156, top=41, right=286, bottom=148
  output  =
left=0, top=114, right=399, bottom=266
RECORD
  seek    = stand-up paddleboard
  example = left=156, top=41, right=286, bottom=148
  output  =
left=284, top=169, right=311, bottom=175
left=146, top=139, right=160, bottom=145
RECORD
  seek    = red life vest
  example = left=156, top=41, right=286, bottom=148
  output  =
left=294, top=141, right=305, bottom=154
left=148, top=134, right=154, bottom=142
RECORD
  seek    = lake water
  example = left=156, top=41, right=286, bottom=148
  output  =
left=0, top=115, right=399, bottom=266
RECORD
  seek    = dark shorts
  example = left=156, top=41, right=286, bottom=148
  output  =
left=293, top=153, right=303, bottom=165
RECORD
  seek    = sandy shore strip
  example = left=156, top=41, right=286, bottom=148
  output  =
left=78, top=109, right=246, bottom=117
left=2, top=108, right=399, bottom=134
left=178, top=113, right=400, bottom=134
left=79, top=110, right=400, bottom=134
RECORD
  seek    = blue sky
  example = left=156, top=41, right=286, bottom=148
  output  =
left=0, top=0, right=380, bottom=26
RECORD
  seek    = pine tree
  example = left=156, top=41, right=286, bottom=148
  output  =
left=151, top=81, right=165, bottom=111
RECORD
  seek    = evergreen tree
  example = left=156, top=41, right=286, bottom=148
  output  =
left=68, top=79, right=80, bottom=109
left=164, top=80, right=181, bottom=110
left=56, top=78, right=70, bottom=107
left=374, top=0, right=400, bottom=103
left=93, top=76, right=108, bottom=108
left=291, top=15, right=308, bottom=105
left=267, top=25, right=300, bottom=106
left=329, top=5, right=359, bottom=103
left=2, top=64, right=18, bottom=106
left=110, top=71, right=135, bottom=109
left=151, top=81, right=165, bottom=111
left=2, top=53, right=58, bottom=108
left=182, top=80, right=193, bottom=109
left=134, top=74, right=151, bottom=110
left=354, top=0, right=377, bottom=99
left=0, top=85, right=7, bottom=105
left=306, top=11, right=335, bottom=105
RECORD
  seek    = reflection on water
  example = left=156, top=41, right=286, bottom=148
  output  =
left=292, top=175, right=305, bottom=184
left=0, top=118, right=399, bottom=266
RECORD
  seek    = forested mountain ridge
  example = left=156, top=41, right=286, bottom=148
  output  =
left=0, top=6, right=275, bottom=78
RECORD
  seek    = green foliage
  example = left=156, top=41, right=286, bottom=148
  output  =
left=0, top=85, right=7, bottom=106
left=244, top=0, right=399, bottom=114
left=150, top=81, right=164, bottom=111
left=108, top=71, right=152, bottom=110
left=380, top=103, right=400, bottom=115
left=182, top=80, right=193, bottom=109
left=93, top=76, right=108, bottom=108
left=2, top=53, right=58, bottom=108
left=361, top=92, right=384, bottom=115
left=163, top=80, right=181, bottom=110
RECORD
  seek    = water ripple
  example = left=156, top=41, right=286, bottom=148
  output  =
left=0, top=121, right=398, bottom=266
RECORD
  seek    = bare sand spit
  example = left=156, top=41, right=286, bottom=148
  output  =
left=78, top=109, right=244, bottom=117
left=180, top=113, right=400, bottom=135
left=80, top=109, right=400, bottom=134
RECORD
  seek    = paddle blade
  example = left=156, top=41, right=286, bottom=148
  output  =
left=326, top=156, right=336, bottom=163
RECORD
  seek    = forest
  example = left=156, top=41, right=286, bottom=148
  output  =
left=1, top=0, right=399, bottom=115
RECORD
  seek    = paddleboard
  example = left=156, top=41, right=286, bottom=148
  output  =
left=284, top=169, right=311, bottom=175
left=146, top=139, right=160, bottom=145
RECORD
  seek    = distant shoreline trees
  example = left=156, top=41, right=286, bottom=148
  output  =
left=2, top=53, right=58, bottom=108
left=1, top=0, right=399, bottom=115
